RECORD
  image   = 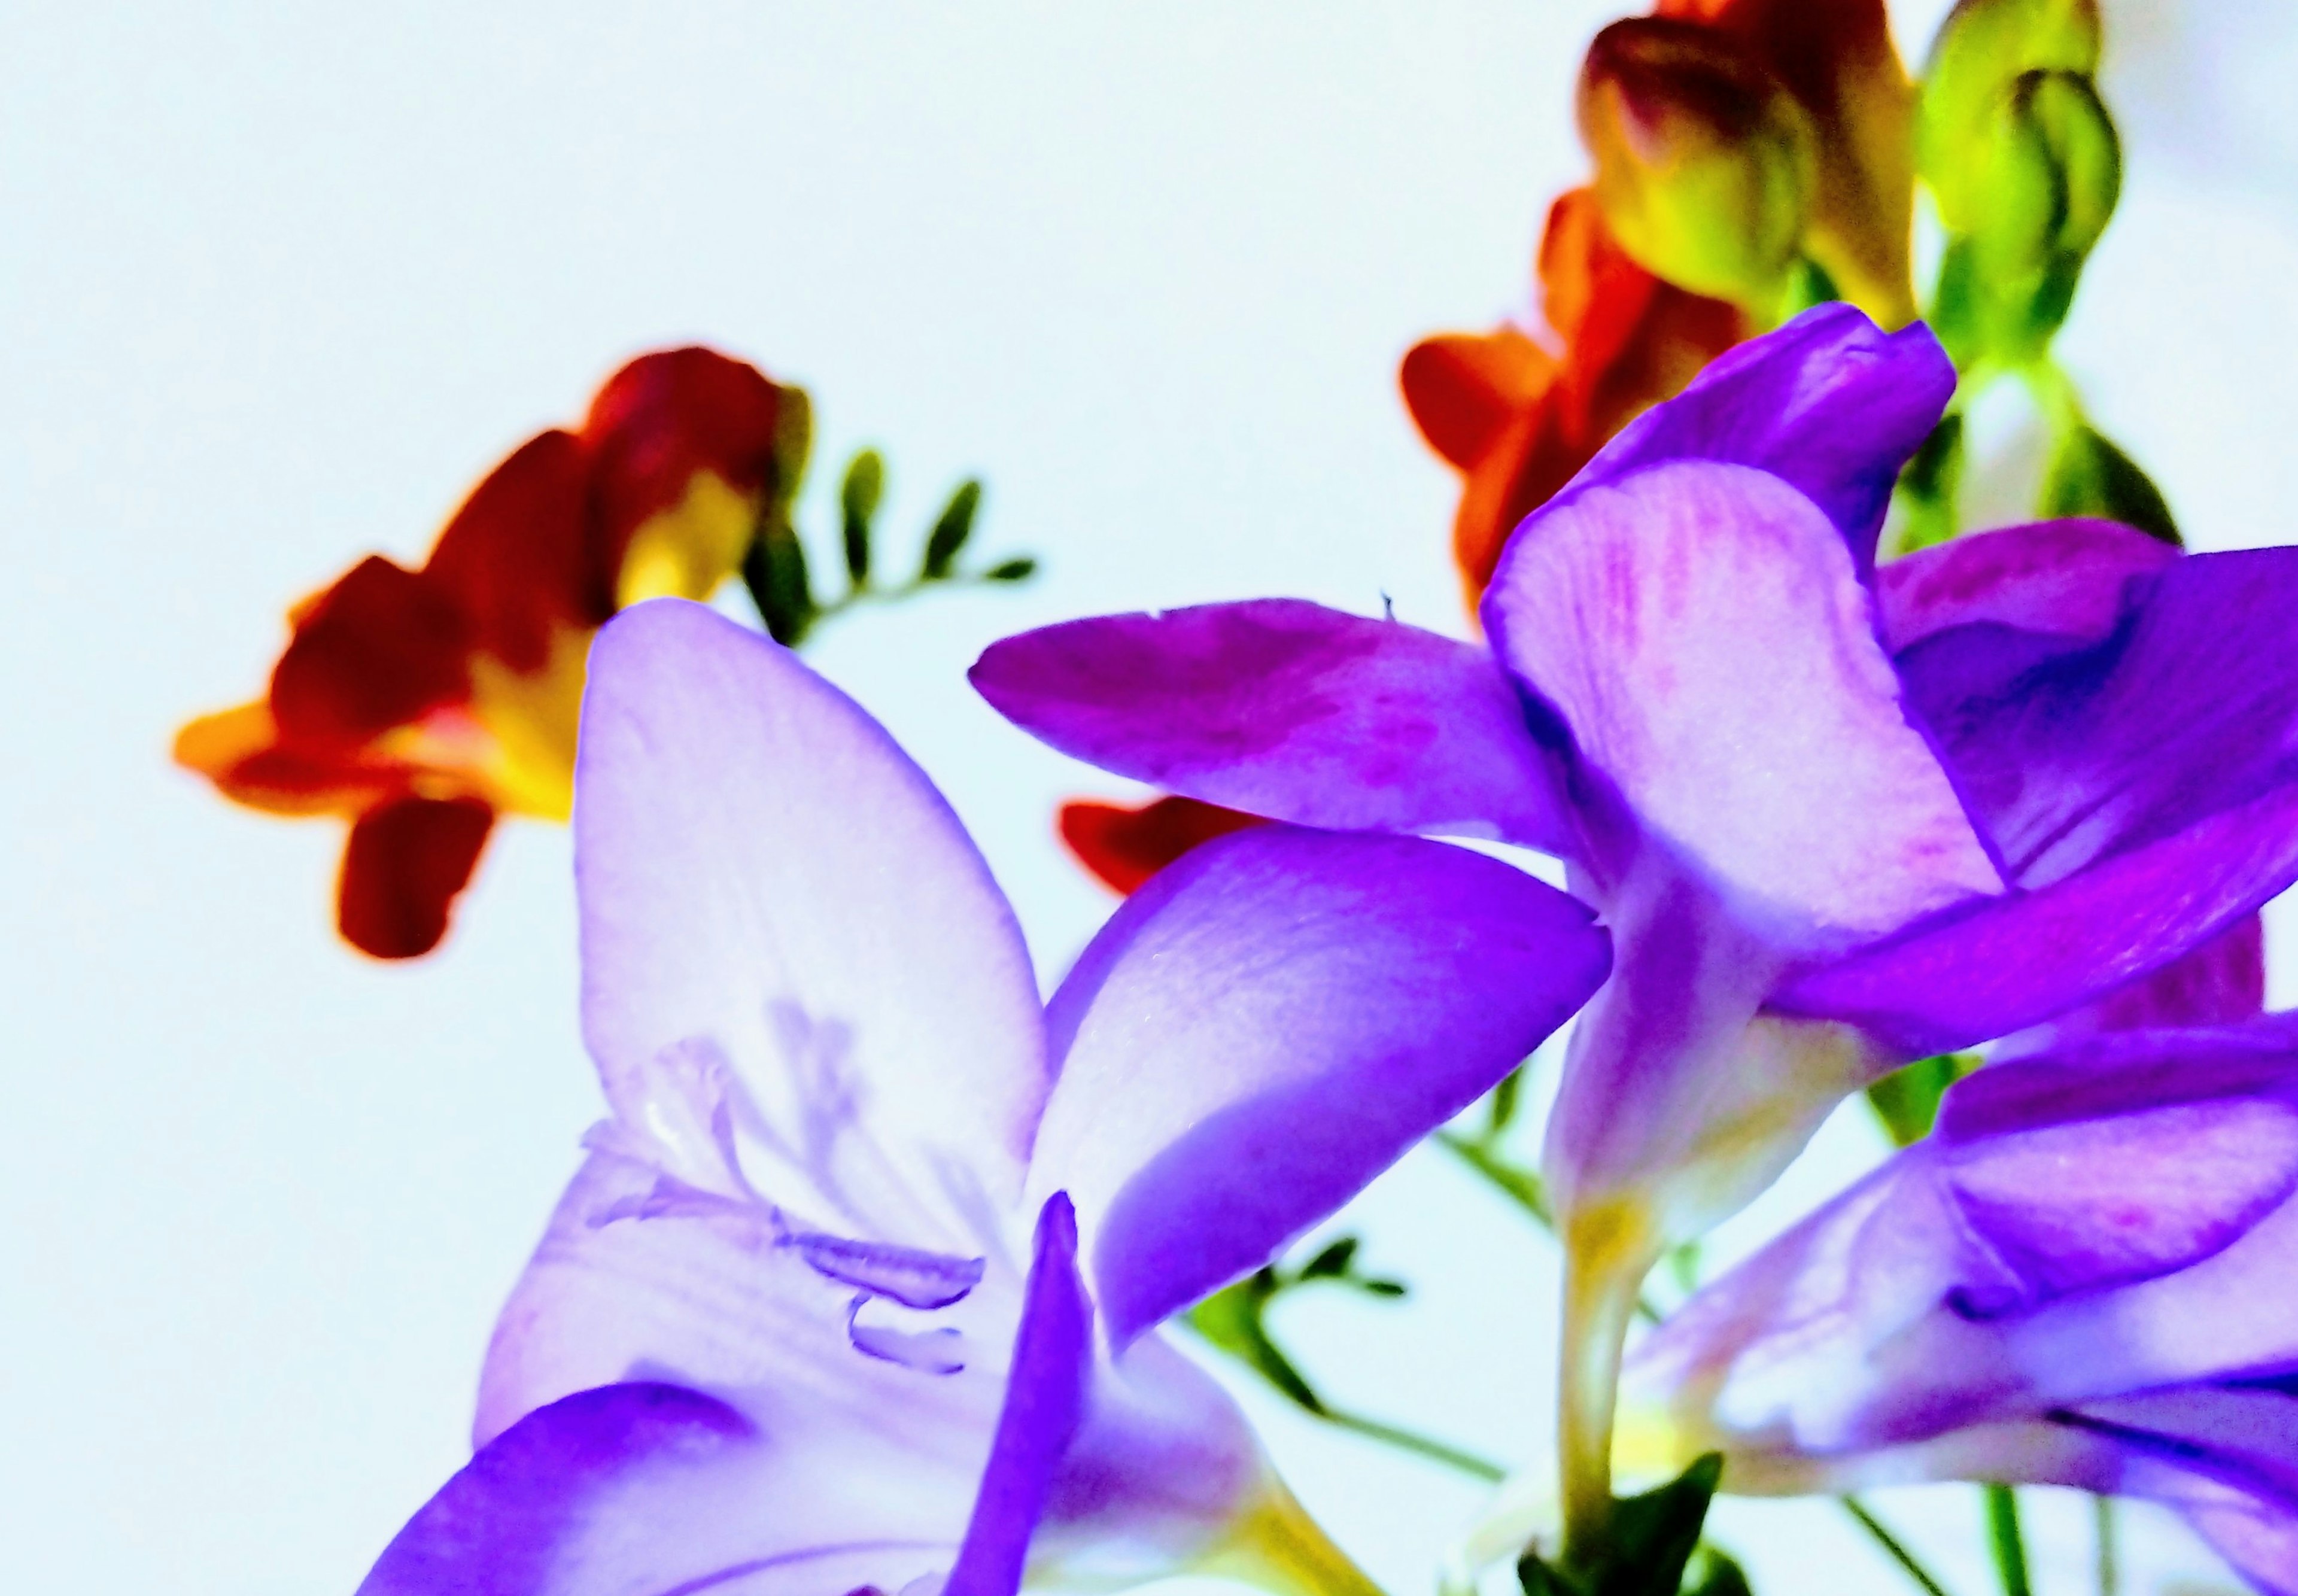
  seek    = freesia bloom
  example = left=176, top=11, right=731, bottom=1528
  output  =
left=175, top=347, right=805, bottom=959
left=359, top=600, right=1612, bottom=1594
left=1610, top=1020, right=2298, bottom=1596
left=1403, top=0, right=1916, bottom=601
left=972, top=304, right=2298, bottom=1527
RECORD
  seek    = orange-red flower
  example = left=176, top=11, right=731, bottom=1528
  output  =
left=1057, top=797, right=1266, bottom=896
left=176, top=347, right=808, bottom=959
left=1405, top=0, right=1917, bottom=606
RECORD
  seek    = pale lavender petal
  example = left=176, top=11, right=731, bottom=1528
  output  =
left=576, top=599, right=1045, bottom=1245
left=1627, top=1038, right=2298, bottom=1459
left=1484, top=459, right=2001, bottom=947
left=1560, top=303, right=1952, bottom=571
left=1897, top=547, right=2298, bottom=887
left=1537, top=866, right=1870, bottom=1241
left=969, top=600, right=1579, bottom=855
left=1027, top=825, right=1609, bottom=1346
left=1771, top=783, right=2298, bottom=1057
left=946, top=1194, right=1091, bottom=1596
left=358, top=1382, right=957, bottom=1596
left=475, top=1148, right=1013, bottom=1479
left=1876, top=518, right=2177, bottom=652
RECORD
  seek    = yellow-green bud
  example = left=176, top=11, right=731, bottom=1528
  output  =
left=1919, top=0, right=2101, bottom=229
left=1969, top=68, right=2120, bottom=278
left=1577, top=19, right=1817, bottom=315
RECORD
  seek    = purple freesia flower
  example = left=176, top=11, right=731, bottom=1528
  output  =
left=970, top=311, right=2298, bottom=1244
left=1613, top=1019, right=2298, bottom=1596
left=969, top=304, right=2298, bottom=1525
left=358, top=598, right=1612, bottom=1596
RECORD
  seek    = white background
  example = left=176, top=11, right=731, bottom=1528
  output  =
left=4, top=3, right=2296, bottom=1593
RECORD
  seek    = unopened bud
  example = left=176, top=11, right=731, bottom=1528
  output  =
left=1578, top=19, right=1816, bottom=314
left=1975, top=69, right=2120, bottom=272
left=1919, top=0, right=2101, bottom=229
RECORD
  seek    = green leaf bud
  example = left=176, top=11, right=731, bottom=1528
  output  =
left=838, top=448, right=884, bottom=585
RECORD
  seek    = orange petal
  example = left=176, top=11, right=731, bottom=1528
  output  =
left=174, top=701, right=401, bottom=815
left=1057, top=796, right=1267, bottom=896
left=1400, top=330, right=1557, bottom=469
left=336, top=794, right=496, bottom=959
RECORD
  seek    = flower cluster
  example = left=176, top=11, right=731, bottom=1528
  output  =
left=175, top=5, right=2298, bottom=1595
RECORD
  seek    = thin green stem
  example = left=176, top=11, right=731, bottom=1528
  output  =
left=1434, top=1130, right=1550, bottom=1224
left=1841, top=1497, right=1956, bottom=1596
left=2094, top=1495, right=2120, bottom=1596
left=1323, top=1408, right=1507, bottom=1483
left=1985, top=1484, right=2033, bottom=1596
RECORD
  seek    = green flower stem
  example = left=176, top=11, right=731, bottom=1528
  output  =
left=1986, top=1484, right=2033, bottom=1596
left=1323, top=1409, right=1506, bottom=1483
left=2094, top=1495, right=2120, bottom=1596
left=1438, top=1118, right=1962, bottom=1596
left=1843, top=1497, right=1957, bottom=1596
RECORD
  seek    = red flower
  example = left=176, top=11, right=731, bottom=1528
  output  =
left=1057, top=797, right=1266, bottom=896
left=1405, top=0, right=1916, bottom=606
left=175, top=347, right=808, bottom=959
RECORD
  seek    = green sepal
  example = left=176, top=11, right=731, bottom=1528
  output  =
left=742, top=524, right=816, bottom=648
left=1518, top=1454, right=1728, bottom=1596
left=921, top=479, right=982, bottom=580
left=2041, top=422, right=2180, bottom=545
left=839, top=448, right=885, bottom=585
left=1867, top=1052, right=1981, bottom=1147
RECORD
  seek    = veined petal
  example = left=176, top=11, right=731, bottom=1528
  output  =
left=1485, top=458, right=2000, bottom=946
left=947, top=1195, right=1091, bottom=1596
left=358, top=1382, right=962, bottom=1596
left=971, top=601, right=1579, bottom=856
left=1876, top=517, right=2177, bottom=652
left=476, top=1149, right=1016, bottom=1461
left=1625, top=1036, right=2298, bottom=1458
left=1028, top=825, right=1610, bottom=1346
left=576, top=599, right=1046, bottom=1250
left=1555, top=304, right=1950, bottom=569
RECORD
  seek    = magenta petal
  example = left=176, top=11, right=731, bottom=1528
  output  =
left=946, top=1196, right=1092, bottom=1596
left=1771, top=783, right=2298, bottom=1057
left=1029, top=825, right=1609, bottom=1346
left=1876, top=517, right=2177, bottom=652
left=576, top=599, right=1047, bottom=1235
left=1485, top=459, right=2000, bottom=946
left=971, top=600, right=1579, bottom=855
left=1561, top=303, right=1952, bottom=571
left=358, top=1384, right=952, bottom=1596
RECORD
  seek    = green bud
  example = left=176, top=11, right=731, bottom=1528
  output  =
left=982, top=555, right=1037, bottom=583
left=1920, top=0, right=2100, bottom=229
left=1578, top=19, right=1816, bottom=314
left=838, top=448, right=884, bottom=585
left=1971, top=69, right=2120, bottom=279
left=920, top=478, right=981, bottom=580
left=741, top=525, right=814, bottom=649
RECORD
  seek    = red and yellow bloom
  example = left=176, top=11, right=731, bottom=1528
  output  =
left=1405, top=0, right=1917, bottom=604
left=176, top=347, right=807, bottom=959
